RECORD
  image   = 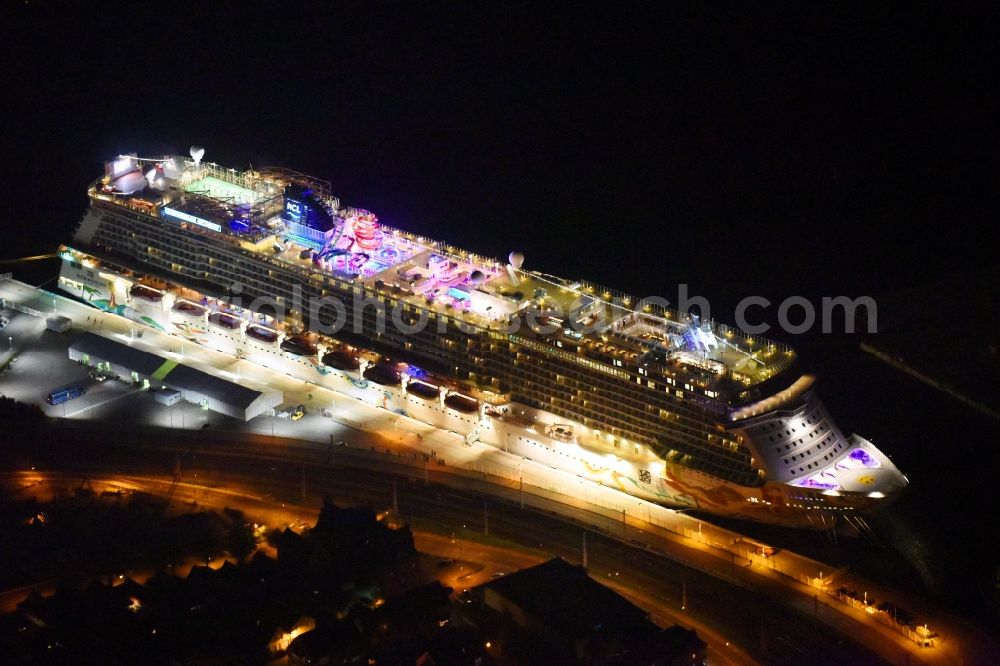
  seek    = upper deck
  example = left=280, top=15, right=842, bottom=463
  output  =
left=89, top=153, right=796, bottom=402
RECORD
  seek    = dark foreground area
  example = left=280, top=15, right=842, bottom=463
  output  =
left=0, top=418, right=899, bottom=665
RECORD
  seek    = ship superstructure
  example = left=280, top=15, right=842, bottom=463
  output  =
left=57, top=149, right=908, bottom=526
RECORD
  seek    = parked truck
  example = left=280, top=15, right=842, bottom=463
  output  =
left=46, top=385, right=85, bottom=406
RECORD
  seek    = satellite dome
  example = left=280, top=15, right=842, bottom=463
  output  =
left=470, top=270, right=485, bottom=285
left=190, top=146, right=205, bottom=164
left=508, top=251, right=524, bottom=270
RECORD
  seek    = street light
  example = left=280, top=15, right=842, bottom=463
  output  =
left=518, top=458, right=525, bottom=509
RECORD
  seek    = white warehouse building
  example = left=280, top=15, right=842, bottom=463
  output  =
left=68, top=333, right=282, bottom=421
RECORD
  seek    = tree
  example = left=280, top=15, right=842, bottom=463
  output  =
left=224, top=509, right=256, bottom=562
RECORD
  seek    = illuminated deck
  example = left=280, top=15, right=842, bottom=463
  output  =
left=60, top=148, right=909, bottom=510
left=89, top=153, right=795, bottom=405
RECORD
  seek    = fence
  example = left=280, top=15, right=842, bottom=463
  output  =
left=44, top=356, right=940, bottom=656
left=460, top=450, right=941, bottom=650
left=6, top=301, right=44, bottom=318
left=829, top=588, right=936, bottom=647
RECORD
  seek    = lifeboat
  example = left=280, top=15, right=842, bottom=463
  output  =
left=444, top=392, right=478, bottom=413
left=129, top=284, right=163, bottom=302
left=322, top=349, right=360, bottom=371
left=172, top=299, right=206, bottom=318
left=246, top=324, right=279, bottom=343
left=363, top=362, right=402, bottom=386
left=280, top=335, right=318, bottom=356
left=405, top=380, right=439, bottom=399
left=208, top=311, right=241, bottom=330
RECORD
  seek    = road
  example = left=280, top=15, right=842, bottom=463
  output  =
left=2, top=459, right=875, bottom=666
left=2, top=277, right=998, bottom=664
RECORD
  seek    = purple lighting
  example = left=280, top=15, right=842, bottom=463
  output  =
left=849, top=449, right=879, bottom=468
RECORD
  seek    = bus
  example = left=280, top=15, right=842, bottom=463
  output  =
left=46, top=385, right=85, bottom=406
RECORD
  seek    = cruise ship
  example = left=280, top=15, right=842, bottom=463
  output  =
left=57, top=148, right=908, bottom=528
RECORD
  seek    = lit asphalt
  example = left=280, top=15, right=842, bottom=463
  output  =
left=2, top=278, right=998, bottom=664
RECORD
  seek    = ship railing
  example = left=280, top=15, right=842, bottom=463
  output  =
left=524, top=273, right=796, bottom=363
left=256, top=165, right=333, bottom=199
left=240, top=251, right=496, bottom=332
left=366, top=282, right=501, bottom=331
left=193, top=161, right=283, bottom=202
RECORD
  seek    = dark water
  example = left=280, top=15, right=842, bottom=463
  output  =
left=774, top=331, right=998, bottom=630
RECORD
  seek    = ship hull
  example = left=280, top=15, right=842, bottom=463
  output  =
left=57, top=254, right=882, bottom=528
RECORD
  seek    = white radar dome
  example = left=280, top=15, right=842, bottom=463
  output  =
left=508, top=251, right=524, bottom=270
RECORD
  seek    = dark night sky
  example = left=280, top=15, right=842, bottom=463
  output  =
left=2, top=2, right=996, bottom=318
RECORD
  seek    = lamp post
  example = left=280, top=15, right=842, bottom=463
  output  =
left=518, top=458, right=525, bottom=509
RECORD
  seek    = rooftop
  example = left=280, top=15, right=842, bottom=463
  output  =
left=69, top=333, right=165, bottom=376
left=69, top=333, right=270, bottom=409
left=480, top=558, right=649, bottom=638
